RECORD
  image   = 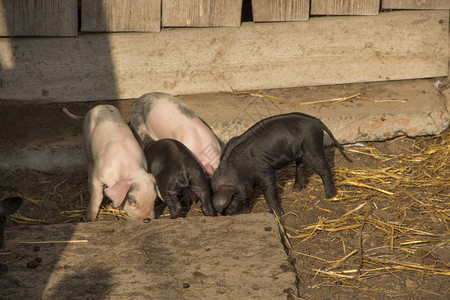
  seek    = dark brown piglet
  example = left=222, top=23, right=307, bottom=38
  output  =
left=0, top=197, right=23, bottom=249
left=144, top=139, right=216, bottom=218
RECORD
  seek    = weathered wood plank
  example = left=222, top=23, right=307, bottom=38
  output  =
left=0, top=2, right=10, bottom=36
left=0, top=10, right=447, bottom=102
left=1, top=214, right=295, bottom=299
left=0, top=0, right=77, bottom=37
left=81, top=0, right=161, bottom=32
left=162, top=0, right=242, bottom=27
left=252, top=0, right=310, bottom=22
left=311, top=0, right=380, bottom=15
left=382, top=0, right=450, bottom=9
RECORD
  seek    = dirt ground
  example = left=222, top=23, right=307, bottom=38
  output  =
left=1, top=131, right=449, bottom=299
left=1, top=84, right=449, bottom=299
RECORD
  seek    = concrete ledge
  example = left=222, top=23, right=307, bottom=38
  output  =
left=187, top=80, right=450, bottom=144
left=0, top=79, right=448, bottom=172
left=0, top=142, right=84, bottom=172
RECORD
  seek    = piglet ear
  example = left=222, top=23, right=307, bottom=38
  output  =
left=202, top=163, right=214, bottom=179
left=0, top=197, right=23, bottom=216
left=105, top=179, right=133, bottom=207
left=213, top=185, right=235, bottom=213
left=147, top=173, right=161, bottom=199
left=149, top=173, right=156, bottom=183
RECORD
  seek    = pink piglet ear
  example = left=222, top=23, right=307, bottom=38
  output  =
left=149, top=173, right=156, bottom=183
left=104, top=179, right=133, bottom=207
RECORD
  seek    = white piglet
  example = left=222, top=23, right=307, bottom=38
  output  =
left=130, top=92, right=223, bottom=178
left=64, top=105, right=157, bottom=221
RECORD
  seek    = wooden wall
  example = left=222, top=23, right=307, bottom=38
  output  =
left=252, top=0, right=310, bottom=22
left=0, top=0, right=449, bottom=35
left=0, top=1, right=448, bottom=102
left=0, top=10, right=447, bottom=102
left=311, top=0, right=380, bottom=16
left=382, top=0, right=450, bottom=9
left=0, top=0, right=77, bottom=36
left=162, top=0, right=242, bottom=27
left=81, top=0, right=161, bottom=32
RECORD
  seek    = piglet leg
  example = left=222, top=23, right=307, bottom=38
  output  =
left=303, top=149, right=336, bottom=199
left=159, top=181, right=182, bottom=219
left=293, top=158, right=307, bottom=191
left=86, top=179, right=105, bottom=222
left=260, top=172, right=284, bottom=216
left=165, top=193, right=182, bottom=219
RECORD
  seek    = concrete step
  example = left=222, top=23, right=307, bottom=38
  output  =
left=0, top=79, right=448, bottom=172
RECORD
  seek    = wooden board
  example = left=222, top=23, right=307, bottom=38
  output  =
left=382, top=0, right=450, bottom=9
left=1, top=214, right=295, bottom=299
left=252, top=0, right=310, bottom=22
left=311, top=0, right=380, bottom=15
left=162, top=0, right=242, bottom=27
left=81, top=0, right=161, bottom=32
left=0, top=0, right=77, bottom=37
left=0, top=10, right=447, bottom=102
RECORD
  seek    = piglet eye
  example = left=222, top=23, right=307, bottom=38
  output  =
left=126, top=194, right=136, bottom=204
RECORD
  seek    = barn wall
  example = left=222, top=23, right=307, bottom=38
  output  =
left=81, top=0, right=161, bottom=32
left=382, top=0, right=450, bottom=9
left=162, top=0, right=243, bottom=27
left=311, top=0, right=380, bottom=15
left=252, top=0, right=310, bottom=22
left=0, top=5, right=448, bottom=103
left=0, top=0, right=78, bottom=36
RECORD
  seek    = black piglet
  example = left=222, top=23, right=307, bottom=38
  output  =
left=0, top=197, right=23, bottom=249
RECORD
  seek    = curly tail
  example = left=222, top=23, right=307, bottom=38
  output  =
left=63, top=108, right=84, bottom=121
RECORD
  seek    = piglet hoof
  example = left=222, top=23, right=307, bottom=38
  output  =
left=201, top=208, right=217, bottom=217
left=85, top=214, right=96, bottom=222
left=324, top=187, right=337, bottom=200
left=271, top=207, right=284, bottom=218
left=292, top=182, right=306, bottom=191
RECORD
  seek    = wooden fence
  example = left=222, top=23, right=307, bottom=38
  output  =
left=1, top=0, right=449, bottom=36
left=0, top=1, right=448, bottom=102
